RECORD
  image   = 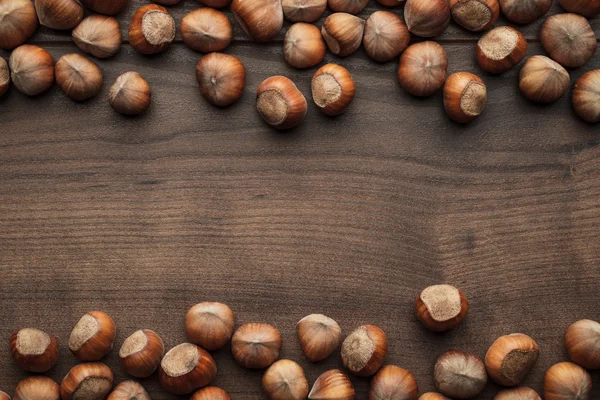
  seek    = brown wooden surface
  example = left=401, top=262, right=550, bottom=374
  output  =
left=1, top=0, right=599, bottom=398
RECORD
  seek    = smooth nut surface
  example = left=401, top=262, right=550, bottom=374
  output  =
left=10, top=328, right=59, bottom=373
left=284, top=23, right=326, bottom=69
left=540, top=13, right=596, bottom=69
left=398, top=41, right=447, bottom=97
left=35, top=0, right=84, bottom=30
left=498, top=0, right=550, bottom=23
left=9, top=45, right=55, bottom=96
left=181, top=8, right=233, bottom=53
left=297, top=314, right=342, bottom=362
left=73, top=15, right=121, bottom=59
left=106, top=381, right=150, bottom=400
left=14, top=376, right=60, bottom=400
left=519, top=56, right=569, bottom=104
left=55, top=54, right=103, bottom=101
left=321, top=13, right=365, bottom=57
left=494, top=387, right=541, bottom=400
left=256, top=77, right=307, bottom=130
left=434, top=350, right=487, bottom=399
left=476, top=26, right=527, bottom=74
left=312, top=63, right=356, bottom=116
left=262, top=359, right=309, bottom=400
left=485, top=333, right=539, bottom=386
left=450, top=0, right=499, bottom=31
left=416, top=284, right=468, bottom=329
left=231, top=322, right=283, bottom=368
left=59, top=363, right=114, bottom=400
left=369, top=365, right=418, bottom=400
left=119, top=329, right=165, bottom=378
left=109, top=72, right=152, bottom=115
left=186, top=302, right=236, bottom=349
left=543, top=362, right=592, bottom=400
left=309, top=369, right=355, bottom=400
left=282, top=0, right=327, bottom=22
left=565, top=319, right=600, bottom=368
left=0, top=0, right=38, bottom=50
left=404, top=0, right=451, bottom=37
left=363, top=11, right=410, bottom=63
left=341, top=325, right=388, bottom=376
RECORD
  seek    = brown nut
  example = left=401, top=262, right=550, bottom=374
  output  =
left=107, top=381, right=150, bottom=400
left=476, top=26, right=527, bottom=74
left=128, top=4, right=176, bottom=55
left=0, top=393, right=9, bottom=400
left=328, top=0, right=368, bottom=14
left=159, top=343, right=217, bottom=395
left=398, top=41, right=447, bottom=97
left=369, top=365, right=418, bottom=400
left=262, top=359, right=309, bottom=400
left=196, top=53, right=246, bottom=107
left=415, top=284, right=469, bottom=330
left=297, top=314, right=342, bottom=362
left=404, top=0, right=450, bottom=37
left=191, top=387, right=231, bottom=400
left=312, top=63, right=356, bottom=116
left=186, top=302, right=236, bottom=350
left=109, top=72, right=152, bottom=115
left=14, top=376, right=60, bottom=400
left=418, top=394, right=449, bottom=400
left=35, top=0, right=83, bottom=30
left=10, top=328, right=59, bottom=373
left=232, top=0, right=283, bottom=42
left=73, top=15, right=122, bottom=59
left=69, top=311, right=116, bottom=361
left=519, top=55, right=570, bottom=103
left=232, top=322, right=283, bottom=368
left=55, top=53, right=103, bottom=101
left=377, top=0, right=404, bottom=6
left=198, top=0, right=232, bottom=8
left=363, top=11, right=410, bottom=63
left=119, top=329, right=165, bottom=378
left=449, top=0, right=499, bottom=32
left=282, top=0, right=327, bottom=22
left=498, top=0, right=550, bottom=23
left=494, top=387, right=541, bottom=400
left=572, top=71, right=600, bottom=123
left=81, top=0, right=129, bottom=15
left=560, top=0, right=600, bottom=17
left=434, top=350, right=487, bottom=400
left=565, top=319, right=600, bottom=368
left=0, top=57, right=9, bottom=97
left=485, top=333, right=540, bottom=386
left=9, top=44, right=55, bottom=96
left=154, top=0, right=182, bottom=4
left=341, top=325, right=388, bottom=377
left=181, top=8, right=233, bottom=53
left=443, top=72, right=487, bottom=123
left=60, top=363, right=114, bottom=400
left=309, top=369, right=355, bottom=400
left=540, top=13, right=596, bottom=69
left=256, top=77, right=307, bottom=130
left=321, top=13, right=365, bottom=57
left=0, top=0, right=37, bottom=50
left=543, top=362, right=592, bottom=400
left=284, top=23, right=326, bottom=69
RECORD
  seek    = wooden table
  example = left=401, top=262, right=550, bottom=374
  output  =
left=1, top=1, right=599, bottom=398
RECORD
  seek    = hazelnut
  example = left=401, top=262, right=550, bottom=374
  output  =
left=449, top=0, right=499, bottom=32
left=565, top=319, right=600, bottom=368
left=485, top=333, right=540, bottom=386
left=282, top=0, right=327, bottom=22
left=128, top=4, right=176, bottom=55
left=404, top=0, right=450, bottom=37
left=363, top=11, right=410, bottom=63
left=9, top=45, right=55, bottom=96
left=0, top=57, right=9, bottom=98
left=434, top=350, right=487, bottom=399
left=544, top=362, right=592, bottom=400
left=55, top=53, right=103, bottom=101
left=572, top=70, right=600, bottom=123
left=262, top=359, right=309, bottom=400
left=418, top=395, right=449, bottom=400
left=476, top=26, right=527, bottom=74
left=494, top=387, right=541, bottom=400
left=72, top=15, right=122, bottom=59
left=181, top=8, right=233, bottom=53
left=81, top=0, right=129, bottom=15
left=107, top=381, right=150, bottom=400
left=60, top=363, right=114, bottom=400
left=154, top=0, right=182, bottom=4
left=198, top=0, right=232, bottom=8
left=10, top=328, right=59, bottom=373
left=341, top=325, right=388, bottom=377
left=69, top=311, right=116, bottom=361
left=109, top=72, right=152, bottom=115
left=369, top=365, right=418, bottom=400
left=297, top=313, right=342, bottom=362
left=415, top=284, right=468, bottom=330
left=519, top=56, right=570, bottom=103
left=256, top=76, right=308, bottom=130
left=0, top=0, right=37, bottom=50
left=119, top=329, right=165, bottom=378
left=231, top=0, right=283, bottom=42
left=560, top=0, right=600, bottom=17
left=159, top=343, right=217, bottom=395
left=328, top=0, right=368, bottom=14
left=540, top=14, right=596, bottom=69
left=498, top=0, right=550, bottom=24
left=232, top=322, right=283, bottom=368
left=398, top=41, right=447, bottom=97
left=191, top=387, right=231, bottom=400
left=376, top=0, right=404, bottom=7
left=0, top=393, right=9, bottom=400
left=35, top=0, right=83, bottom=30
left=309, top=370, right=355, bottom=400
left=443, top=72, right=487, bottom=124
left=186, top=302, right=236, bottom=350
left=284, top=23, right=326, bottom=69
left=14, top=376, right=60, bottom=400
left=312, top=63, right=356, bottom=116
left=196, top=53, right=246, bottom=107
left=321, top=13, right=365, bottom=57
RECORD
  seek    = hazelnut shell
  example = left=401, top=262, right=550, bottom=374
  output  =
left=341, top=324, right=388, bottom=377
left=543, top=362, right=592, bottom=400
left=181, top=8, right=233, bottom=53
left=328, top=0, right=369, bottom=14
left=9, top=44, right=55, bottom=96
left=404, top=0, right=451, bottom=37
left=191, top=387, right=231, bottom=400
left=14, top=376, right=60, bottom=400
left=128, top=4, right=176, bottom=55
left=312, top=63, right=356, bottom=116
left=494, top=387, right=541, bottom=400
left=369, top=365, right=419, bottom=400
left=72, top=15, right=122, bottom=59
left=297, top=314, right=342, bottom=362
left=498, top=0, right=551, bottom=24
left=565, top=319, right=600, bottom=368
left=256, top=77, right=308, bottom=130
left=81, top=0, right=129, bottom=15
left=309, top=369, right=355, bottom=400
left=476, top=26, right=527, bottom=74
left=186, top=302, right=236, bottom=350
left=484, top=333, right=540, bottom=386
left=159, top=343, right=218, bottom=395
left=284, top=23, right=326, bottom=69
left=321, top=13, right=365, bottom=57
left=282, top=0, right=327, bottom=22
left=109, top=72, right=152, bottom=115
left=449, top=0, right=499, bottom=32
left=69, top=310, right=116, bottom=361
left=35, top=0, right=84, bottom=30
left=55, top=53, right=103, bottom=101
left=262, top=359, right=309, bottom=400
left=60, top=363, right=114, bottom=400
left=0, top=0, right=38, bottom=50
left=231, top=0, right=284, bottom=42
left=119, top=329, right=165, bottom=378
left=106, top=381, right=150, bottom=400
left=540, top=13, right=596, bottom=69
left=415, top=284, right=468, bottom=330
left=434, top=350, right=487, bottom=399
left=0, top=57, right=9, bottom=97
left=363, top=11, right=410, bottom=63
left=519, top=55, right=570, bottom=104
left=232, top=322, right=283, bottom=367
left=10, top=328, right=59, bottom=373
left=398, top=41, right=448, bottom=97
left=443, top=72, right=487, bottom=124
left=560, top=0, right=600, bottom=17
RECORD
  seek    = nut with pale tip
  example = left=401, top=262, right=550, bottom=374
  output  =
left=494, top=387, right=541, bottom=400
left=309, top=369, right=355, bottom=400
left=14, top=376, right=60, bottom=400
left=0, top=0, right=37, bottom=50
left=10, top=328, right=59, bottom=373
left=363, top=11, right=410, bottom=63
left=398, top=41, right=448, bottom=97
left=297, top=314, right=342, bottom=362
left=284, top=23, right=326, bottom=69
left=119, top=329, right=165, bottom=378
left=232, top=322, right=284, bottom=367
left=449, top=0, right=499, bottom=32
left=196, top=53, right=246, bottom=107
left=565, top=319, right=600, bottom=368
left=328, top=0, right=369, bottom=14
left=443, top=73, right=487, bottom=124
left=128, top=4, right=176, bottom=55
left=60, top=363, right=114, bottom=400
left=191, top=387, right=231, bottom=400
left=418, top=394, right=449, bottom=400
left=341, top=325, right=388, bottom=377
left=181, top=8, right=233, bottom=53
left=9, top=45, right=55, bottom=96
left=498, top=0, right=550, bottom=23
left=321, top=13, right=365, bottom=57
left=312, top=64, right=356, bottom=116
left=109, top=72, right=152, bottom=115
left=231, top=0, right=284, bottom=42
left=72, top=15, right=122, bottom=59
left=369, top=365, right=418, bottom=400
left=262, top=359, right=309, bottom=400
left=434, top=350, right=487, bottom=399
left=415, top=284, right=468, bottom=330
left=55, top=54, right=103, bottom=101
left=572, top=71, right=600, bottom=123
left=476, top=26, right=527, bottom=74
left=159, top=343, right=217, bottom=395
left=485, top=333, right=539, bottom=386
left=186, top=302, right=236, bottom=350
left=256, top=77, right=308, bottom=130
left=81, top=0, right=129, bottom=15
left=0, top=58, right=9, bottom=98
left=107, top=381, right=150, bottom=400
left=404, top=0, right=450, bottom=37
left=282, top=0, right=327, bottom=22
left=540, top=13, right=596, bottom=69
left=543, top=362, right=592, bottom=400
left=519, top=56, right=570, bottom=104
left=35, top=0, right=83, bottom=30
left=69, top=311, right=116, bottom=361
left=560, top=0, right=600, bottom=17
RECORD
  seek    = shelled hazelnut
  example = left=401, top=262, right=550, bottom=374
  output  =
left=55, top=54, right=103, bottom=101
left=560, top=0, right=600, bottom=17
left=10, top=328, right=59, bottom=373
left=312, top=64, right=356, bottom=116
left=404, top=0, right=450, bottom=38
left=282, top=0, right=327, bottom=22
left=419, top=394, right=449, bottom=400
left=434, top=350, right=487, bottom=399
left=494, top=387, right=541, bottom=400
left=498, top=0, right=551, bottom=24
left=198, top=0, right=233, bottom=8
left=119, top=329, right=165, bottom=378
left=69, top=311, right=116, bottom=361
left=415, top=284, right=468, bottom=330
left=565, top=319, right=600, bottom=368
left=321, top=13, right=365, bottom=57
left=543, top=362, right=592, bottom=400
left=308, top=370, right=355, bottom=400
left=328, top=0, right=369, bottom=14
left=9, top=45, right=55, bottom=96
left=519, top=56, right=570, bottom=103
left=72, top=15, right=122, bottom=59
left=256, top=77, right=307, bottom=130
left=476, top=26, right=527, bottom=74
left=0, top=58, right=9, bottom=98
left=449, top=0, right=499, bottom=32
left=0, top=0, right=37, bottom=50
left=129, top=4, right=176, bottom=55
left=159, top=343, right=217, bottom=395
left=284, top=23, right=326, bottom=69
left=196, top=53, right=246, bottom=107
left=540, top=14, right=596, bottom=69
left=369, top=365, right=418, bottom=400
left=232, top=322, right=283, bottom=367
left=191, top=387, right=231, bottom=400
left=341, top=325, right=388, bottom=376
left=109, top=72, right=152, bottom=115
left=14, top=376, right=60, bottom=400
left=35, top=0, right=83, bottom=30
left=107, top=381, right=150, bottom=400
left=297, top=314, right=342, bottom=362
left=186, top=302, right=236, bottom=350
left=398, top=41, right=448, bottom=97
left=377, top=0, right=404, bottom=6
left=485, top=333, right=540, bottom=386
left=444, top=72, right=487, bottom=124
left=363, top=11, right=410, bottom=63
left=60, top=363, right=114, bottom=400
left=181, top=8, right=233, bottom=53
left=81, top=0, right=129, bottom=15
left=262, top=359, right=309, bottom=400
left=231, top=0, right=284, bottom=42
